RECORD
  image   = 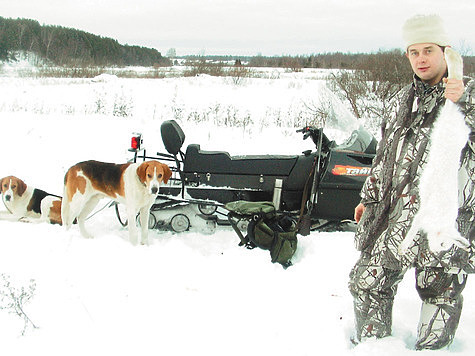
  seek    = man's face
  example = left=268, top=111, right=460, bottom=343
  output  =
left=406, top=43, right=447, bottom=86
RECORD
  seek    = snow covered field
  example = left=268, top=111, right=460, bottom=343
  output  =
left=0, top=65, right=474, bottom=355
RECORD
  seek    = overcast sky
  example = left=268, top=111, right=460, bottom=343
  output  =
left=1, top=0, right=474, bottom=56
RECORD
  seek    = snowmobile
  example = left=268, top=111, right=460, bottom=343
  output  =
left=116, top=120, right=376, bottom=235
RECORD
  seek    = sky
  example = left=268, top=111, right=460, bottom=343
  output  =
left=1, top=0, right=474, bottom=57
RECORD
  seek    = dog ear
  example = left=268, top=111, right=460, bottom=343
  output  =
left=136, top=162, right=149, bottom=185
left=0, top=177, right=5, bottom=193
left=161, top=163, right=172, bottom=184
left=15, top=177, right=27, bottom=197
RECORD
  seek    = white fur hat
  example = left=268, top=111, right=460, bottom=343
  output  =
left=402, top=14, right=450, bottom=48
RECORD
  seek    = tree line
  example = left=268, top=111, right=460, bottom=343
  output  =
left=180, top=50, right=474, bottom=75
left=0, top=16, right=171, bottom=66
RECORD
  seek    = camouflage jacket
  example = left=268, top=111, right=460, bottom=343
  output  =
left=355, top=75, right=475, bottom=273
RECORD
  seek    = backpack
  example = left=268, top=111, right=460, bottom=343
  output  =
left=225, top=201, right=298, bottom=268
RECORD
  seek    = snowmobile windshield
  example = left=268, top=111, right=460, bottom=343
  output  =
left=315, top=84, right=363, bottom=145
left=333, top=126, right=377, bottom=154
left=316, top=90, right=376, bottom=154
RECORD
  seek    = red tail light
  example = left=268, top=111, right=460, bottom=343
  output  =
left=130, top=133, right=142, bottom=151
left=131, top=137, right=139, bottom=150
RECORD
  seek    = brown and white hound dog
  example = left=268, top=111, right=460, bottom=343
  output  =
left=62, top=160, right=172, bottom=245
left=0, top=176, right=62, bottom=224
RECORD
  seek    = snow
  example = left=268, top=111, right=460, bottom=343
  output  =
left=0, top=67, right=474, bottom=355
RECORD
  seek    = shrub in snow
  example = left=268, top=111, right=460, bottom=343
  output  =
left=0, top=274, right=38, bottom=336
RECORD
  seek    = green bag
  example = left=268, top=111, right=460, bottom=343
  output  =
left=270, top=230, right=298, bottom=266
left=249, top=215, right=297, bottom=268
left=225, top=201, right=275, bottom=220
left=251, top=219, right=276, bottom=250
left=225, top=201, right=298, bottom=268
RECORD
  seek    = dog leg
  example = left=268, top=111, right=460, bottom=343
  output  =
left=127, top=206, right=139, bottom=246
left=0, top=211, right=22, bottom=221
left=37, top=196, right=59, bottom=225
left=19, top=216, right=45, bottom=224
left=77, top=196, right=101, bottom=239
left=139, top=205, right=152, bottom=246
left=62, top=186, right=73, bottom=229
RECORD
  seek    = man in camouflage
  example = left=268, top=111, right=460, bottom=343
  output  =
left=349, top=14, right=474, bottom=350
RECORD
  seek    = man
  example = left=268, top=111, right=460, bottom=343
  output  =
left=349, top=14, right=474, bottom=350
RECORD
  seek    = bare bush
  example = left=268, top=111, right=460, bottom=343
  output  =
left=283, top=57, right=303, bottom=73
left=112, top=90, right=134, bottom=117
left=327, top=49, right=413, bottom=125
left=226, top=65, right=254, bottom=85
left=183, top=103, right=252, bottom=128
left=303, top=97, right=337, bottom=128
left=183, top=59, right=225, bottom=77
left=0, top=274, right=38, bottom=336
left=327, top=70, right=368, bottom=119
left=35, top=66, right=105, bottom=78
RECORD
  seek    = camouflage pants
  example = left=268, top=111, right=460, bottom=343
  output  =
left=349, top=255, right=467, bottom=350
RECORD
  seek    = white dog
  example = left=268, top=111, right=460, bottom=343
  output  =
left=0, top=175, right=63, bottom=224
left=62, top=160, right=171, bottom=245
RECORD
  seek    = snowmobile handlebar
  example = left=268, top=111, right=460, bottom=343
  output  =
left=296, top=126, right=331, bottom=148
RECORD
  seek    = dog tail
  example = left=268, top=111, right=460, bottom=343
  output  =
left=61, top=169, right=74, bottom=229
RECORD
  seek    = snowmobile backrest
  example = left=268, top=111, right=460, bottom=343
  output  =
left=160, top=120, right=185, bottom=156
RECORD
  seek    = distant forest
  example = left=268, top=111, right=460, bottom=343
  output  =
left=0, top=16, right=170, bottom=66
left=181, top=51, right=475, bottom=75
left=180, top=53, right=382, bottom=69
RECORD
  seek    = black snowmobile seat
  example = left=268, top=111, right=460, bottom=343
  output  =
left=161, top=120, right=185, bottom=155
left=183, top=144, right=298, bottom=176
